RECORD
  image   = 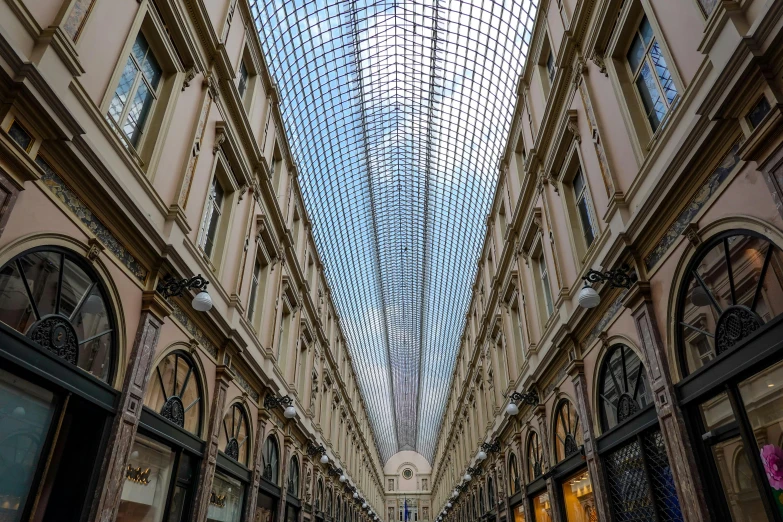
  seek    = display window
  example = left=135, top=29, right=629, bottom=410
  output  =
left=0, top=368, right=57, bottom=522
left=512, top=503, right=525, bottom=522
left=207, top=470, right=245, bottom=522
left=560, top=470, right=595, bottom=522
left=255, top=492, right=277, bottom=522
left=116, top=435, right=177, bottom=522
left=531, top=491, right=551, bottom=522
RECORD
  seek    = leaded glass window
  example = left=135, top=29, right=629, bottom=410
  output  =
left=599, top=345, right=651, bottom=431
left=508, top=453, right=521, bottom=494
left=288, top=455, right=300, bottom=496
left=145, top=351, right=203, bottom=435
left=554, top=399, right=582, bottom=463
left=200, top=177, right=225, bottom=259
left=0, top=248, right=116, bottom=382
left=626, top=15, right=678, bottom=132
left=263, top=435, right=280, bottom=484
left=107, top=32, right=163, bottom=148
left=572, top=168, right=596, bottom=249
left=219, top=403, right=250, bottom=464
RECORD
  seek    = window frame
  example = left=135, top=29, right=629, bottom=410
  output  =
left=198, top=153, right=239, bottom=272
left=531, top=237, right=554, bottom=324
left=557, top=143, right=599, bottom=265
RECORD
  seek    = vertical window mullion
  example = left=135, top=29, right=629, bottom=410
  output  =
left=118, top=70, right=143, bottom=137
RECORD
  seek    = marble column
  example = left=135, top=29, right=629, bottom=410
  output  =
left=568, top=359, right=611, bottom=522
left=90, top=291, right=171, bottom=522
left=623, top=282, right=710, bottom=522
left=244, top=407, right=272, bottom=521
left=193, top=363, right=234, bottom=521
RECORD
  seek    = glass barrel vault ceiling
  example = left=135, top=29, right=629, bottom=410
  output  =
left=250, top=0, right=537, bottom=462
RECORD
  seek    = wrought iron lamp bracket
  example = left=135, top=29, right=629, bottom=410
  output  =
left=582, top=265, right=635, bottom=289
left=466, top=466, right=482, bottom=476
left=264, top=394, right=293, bottom=410
left=157, top=274, right=210, bottom=298
left=481, top=439, right=501, bottom=454
left=307, top=442, right=327, bottom=457
left=509, top=390, right=538, bottom=406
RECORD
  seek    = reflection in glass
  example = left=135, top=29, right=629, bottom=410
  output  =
left=207, top=471, right=245, bottom=522
left=0, top=369, right=56, bottom=522
left=527, top=431, right=542, bottom=481
left=513, top=504, right=526, bottom=522
left=116, top=435, right=176, bottom=522
left=262, top=436, right=279, bottom=485
left=711, top=437, right=767, bottom=521
left=561, top=469, right=595, bottom=522
left=679, top=234, right=783, bottom=375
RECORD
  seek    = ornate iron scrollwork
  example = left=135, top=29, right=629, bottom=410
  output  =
left=28, top=315, right=79, bottom=365
left=481, top=439, right=501, bottom=454
left=509, top=390, right=539, bottom=406
left=616, top=394, right=639, bottom=423
left=156, top=274, right=210, bottom=298
left=563, top=434, right=578, bottom=458
left=533, top=460, right=542, bottom=479
left=160, top=396, right=185, bottom=427
left=225, top=438, right=240, bottom=460
left=583, top=265, right=635, bottom=289
left=715, top=305, right=763, bottom=355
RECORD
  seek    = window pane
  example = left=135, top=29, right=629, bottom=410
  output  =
left=116, top=435, right=176, bottom=522
left=0, top=368, right=56, bottom=522
left=204, top=206, right=221, bottom=257
left=577, top=199, right=595, bottom=247
left=108, top=57, right=138, bottom=124
left=709, top=436, right=767, bottom=521
left=132, top=33, right=149, bottom=65
left=739, top=359, right=783, bottom=517
left=639, top=16, right=653, bottom=46
left=626, top=33, right=646, bottom=73
left=19, top=251, right=61, bottom=319
left=141, top=52, right=162, bottom=90
left=748, top=97, right=771, bottom=129
left=605, top=438, right=656, bottom=520
left=208, top=471, right=245, bottom=522
left=699, top=0, right=718, bottom=16
left=649, top=41, right=677, bottom=106
left=126, top=81, right=153, bottom=146
left=0, top=261, right=37, bottom=334
left=636, top=62, right=665, bottom=131
left=532, top=492, right=552, bottom=522
left=572, top=169, right=585, bottom=196
left=561, top=469, right=595, bottom=522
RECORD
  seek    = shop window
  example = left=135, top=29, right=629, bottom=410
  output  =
left=218, top=402, right=250, bottom=465
left=107, top=32, right=164, bottom=149
left=531, top=491, right=552, bottom=522
left=145, top=351, right=203, bottom=435
left=262, top=435, right=280, bottom=484
left=508, top=453, right=521, bottom=494
left=0, top=368, right=57, bottom=521
left=626, top=15, right=678, bottom=133
left=0, top=247, right=116, bottom=382
left=526, top=431, right=542, bottom=481
left=747, top=96, right=771, bottom=130
left=554, top=399, right=582, bottom=463
left=116, top=435, right=177, bottom=522
left=560, top=469, right=595, bottom=522
left=676, top=232, right=783, bottom=376
left=288, top=455, right=300, bottom=497
left=598, top=345, right=651, bottom=431
left=208, top=471, right=245, bottom=522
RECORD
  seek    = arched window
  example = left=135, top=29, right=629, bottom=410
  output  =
left=487, top=477, right=495, bottom=510
left=0, top=247, right=116, bottom=382
left=262, top=435, right=280, bottom=484
left=676, top=231, right=783, bottom=375
left=479, top=486, right=485, bottom=514
left=508, top=453, right=520, bottom=494
left=219, top=402, right=250, bottom=464
left=336, top=497, right=342, bottom=522
left=326, top=489, right=332, bottom=517
left=472, top=493, right=477, bottom=519
left=288, top=455, right=300, bottom=496
left=317, top=478, right=324, bottom=510
left=598, top=344, right=651, bottom=431
left=145, top=351, right=203, bottom=435
left=554, top=399, right=582, bottom=462
left=526, top=431, right=542, bottom=480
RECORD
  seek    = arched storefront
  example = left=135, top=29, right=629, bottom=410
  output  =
left=117, top=348, right=206, bottom=522
left=674, top=230, right=783, bottom=521
left=286, top=455, right=301, bottom=522
left=258, top=435, right=282, bottom=522
left=209, top=401, right=253, bottom=522
left=594, top=343, right=683, bottom=520
left=0, top=246, right=120, bottom=521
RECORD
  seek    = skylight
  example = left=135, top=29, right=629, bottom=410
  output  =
left=251, top=0, right=537, bottom=462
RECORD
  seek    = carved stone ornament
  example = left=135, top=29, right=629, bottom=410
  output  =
left=591, top=52, right=608, bottom=77
left=182, top=68, right=197, bottom=91
left=27, top=315, right=79, bottom=365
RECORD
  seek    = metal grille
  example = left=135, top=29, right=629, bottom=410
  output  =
left=604, top=428, right=684, bottom=522
left=642, top=429, right=684, bottom=522
left=605, top=438, right=655, bottom=521
left=250, top=0, right=537, bottom=461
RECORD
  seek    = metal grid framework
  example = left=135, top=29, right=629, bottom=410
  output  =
left=250, top=0, right=537, bottom=462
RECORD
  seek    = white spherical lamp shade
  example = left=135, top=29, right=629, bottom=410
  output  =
left=446, top=503, right=452, bottom=508
left=339, top=475, right=346, bottom=482
left=353, top=492, right=359, bottom=499
left=362, top=503, right=367, bottom=509
left=505, top=402, right=519, bottom=416
left=477, top=450, right=487, bottom=461
left=320, top=454, right=329, bottom=464
left=578, top=285, right=600, bottom=309
left=463, top=473, right=471, bottom=482
left=284, top=405, right=296, bottom=419
left=192, top=290, right=213, bottom=312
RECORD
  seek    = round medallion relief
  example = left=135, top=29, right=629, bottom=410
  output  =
left=402, top=468, right=413, bottom=480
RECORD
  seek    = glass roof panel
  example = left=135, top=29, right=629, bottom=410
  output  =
left=251, top=0, right=537, bottom=463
